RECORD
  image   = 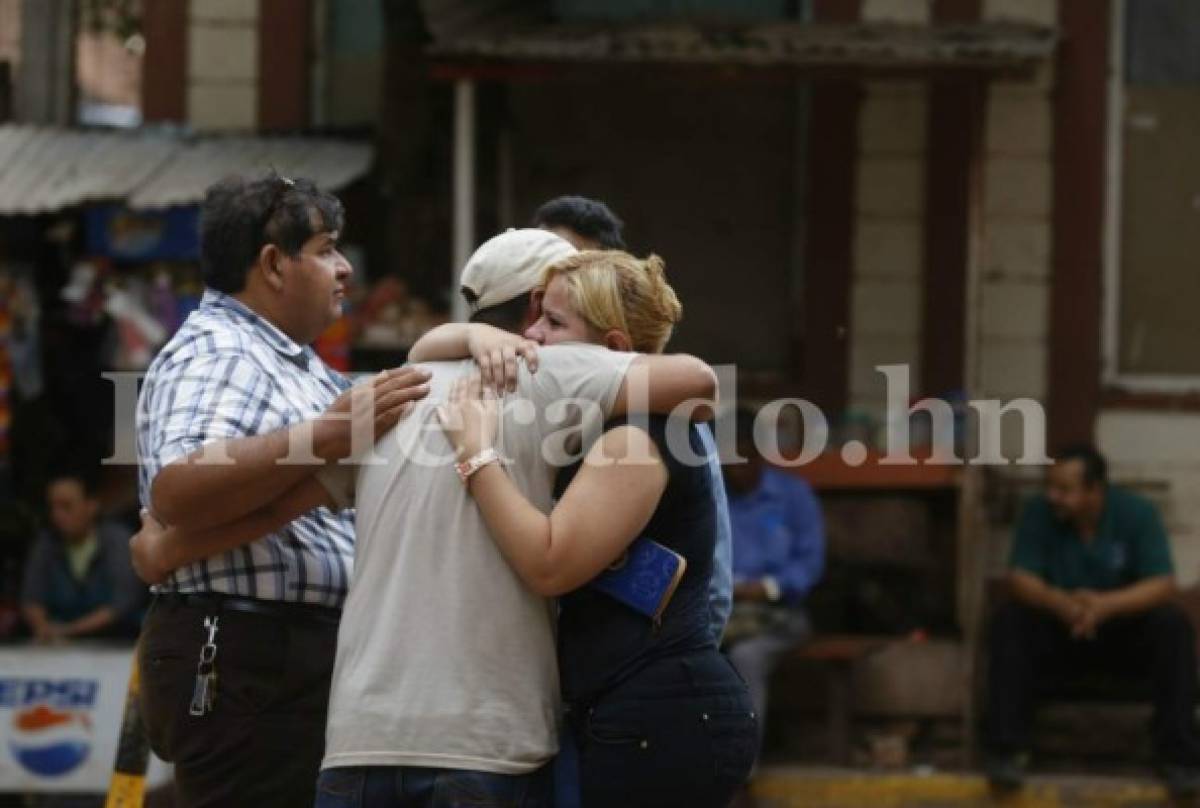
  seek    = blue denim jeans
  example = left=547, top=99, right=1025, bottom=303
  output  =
left=552, top=731, right=582, bottom=808
left=568, top=651, right=757, bottom=808
left=313, top=765, right=552, bottom=808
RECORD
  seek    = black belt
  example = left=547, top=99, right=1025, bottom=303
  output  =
left=153, top=592, right=341, bottom=626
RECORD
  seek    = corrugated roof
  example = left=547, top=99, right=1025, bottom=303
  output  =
left=0, top=126, right=176, bottom=214
left=0, top=125, right=374, bottom=214
left=428, top=21, right=1057, bottom=71
left=129, top=136, right=373, bottom=209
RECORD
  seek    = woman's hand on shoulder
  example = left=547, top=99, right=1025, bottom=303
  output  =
left=465, top=324, right=539, bottom=393
left=436, top=374, right=501, bottom=460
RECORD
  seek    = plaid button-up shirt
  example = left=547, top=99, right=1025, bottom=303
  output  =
left=136, top=291, right=355, bottom=607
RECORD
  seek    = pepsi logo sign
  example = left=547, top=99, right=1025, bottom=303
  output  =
left=1, top=679, right=98, bottom=779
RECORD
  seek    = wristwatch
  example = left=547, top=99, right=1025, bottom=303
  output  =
left=455, top=447, right=503, bottom=484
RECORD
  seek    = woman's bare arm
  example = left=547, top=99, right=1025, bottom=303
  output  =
left=466, top=425, right=668, bottom=596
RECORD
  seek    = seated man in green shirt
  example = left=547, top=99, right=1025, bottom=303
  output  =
left=985, top=446, right=1200, bottom=796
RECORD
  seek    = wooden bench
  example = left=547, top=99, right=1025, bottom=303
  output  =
left=794, top=635, right=890, bottom=764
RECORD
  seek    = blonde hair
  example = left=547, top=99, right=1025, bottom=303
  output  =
left=541, top=250, right=682, bottom=354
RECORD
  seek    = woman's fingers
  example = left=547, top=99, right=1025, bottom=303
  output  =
left=476, top=351, right=494, bottom=390
left=519, top=340, right=539, bottom=374
left=500, top=346, right=519, bottom=393
left=487, top=349, right=505, bottom=391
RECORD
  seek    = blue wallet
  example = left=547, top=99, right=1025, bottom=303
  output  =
left=587, top=537, right=687, bottom=622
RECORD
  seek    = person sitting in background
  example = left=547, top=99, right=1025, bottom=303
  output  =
left=722, top=408, right=825, bottom=753
left=21, top=469, right=143, bottom=641
left=985, top=445, right=1200, bottom=797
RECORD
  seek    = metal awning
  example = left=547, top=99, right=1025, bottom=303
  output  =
left=0, top=125, right=374, bottom=214
left=428, top=21, right=1057, bottom=73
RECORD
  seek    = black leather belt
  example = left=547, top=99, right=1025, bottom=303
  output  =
left=153, top=592, right=341, bottom=626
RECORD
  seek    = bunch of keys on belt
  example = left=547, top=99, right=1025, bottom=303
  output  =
left=189, top=615, right=219, bottom=717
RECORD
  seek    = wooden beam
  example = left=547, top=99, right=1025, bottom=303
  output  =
left=801, top=0, right=861, bottom=414
left=141, top=0, right=187, bottom=123
left=811, top=0, right=861, bottom=24
left=931, top=0, right=982, bottom=24
left=259, top=0, right=312, bottom=131
left=921, top=0, right=983, bottom=396
left=1049, top=0, right=1107, bottom=449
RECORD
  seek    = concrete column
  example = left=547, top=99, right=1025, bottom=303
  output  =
left=15, top=0, right=75, bottom=124
left=451, top=78, right=476, bottom=324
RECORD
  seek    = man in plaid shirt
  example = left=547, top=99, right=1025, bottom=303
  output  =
left=134, top=174, right=429, bottom=807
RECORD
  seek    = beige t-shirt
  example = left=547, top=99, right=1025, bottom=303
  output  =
left=319, top=344, right=635, bottom=774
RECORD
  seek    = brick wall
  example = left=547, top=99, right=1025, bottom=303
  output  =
left=966, top=0, right=1057, bottom=575
left=975, top=1, right=1055, bottom=460
left=1099, top=412, right=1200, bottom=587
left=845, top=0, right=933, bottom=418
left=187, top=0, right=259, bottom=131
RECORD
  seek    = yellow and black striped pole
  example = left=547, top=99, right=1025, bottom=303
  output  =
left=105, top=645, right=150, bottom=808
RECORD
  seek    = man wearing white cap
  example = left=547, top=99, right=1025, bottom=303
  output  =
left=311, top=228, right=719, bottom=806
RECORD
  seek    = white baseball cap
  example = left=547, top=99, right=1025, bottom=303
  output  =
left=459, top=228, right=577, bottom=312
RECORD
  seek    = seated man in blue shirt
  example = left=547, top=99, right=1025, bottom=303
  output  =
left=21, top=468, right=144, bottom=641
left=722, top=408, right=825, bottom=752
left=985, top=445, right=1200, bottom=797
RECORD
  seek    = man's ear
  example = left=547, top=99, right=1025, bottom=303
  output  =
left=257, top=244, right=286, bottom=292
left=604, top=329, right=633, bottom=352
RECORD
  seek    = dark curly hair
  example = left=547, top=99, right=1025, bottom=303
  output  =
left=532, top=195, right=626, bottom=250
left=199, top=173, right=345, bottom=294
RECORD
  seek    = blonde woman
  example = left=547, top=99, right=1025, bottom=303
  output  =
left=435, top=251, right=757, bottom=807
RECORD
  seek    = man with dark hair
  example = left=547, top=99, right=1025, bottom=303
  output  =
left=532, top=195, right=626, bottom=250
left=134, top=174, right=429, bottom=807
left=985, top=445, right=1200, bottom=796
left=21, top=468, right=143, bottom=641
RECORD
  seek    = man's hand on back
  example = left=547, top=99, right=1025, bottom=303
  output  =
left=314, top=367, right=431, bottom=461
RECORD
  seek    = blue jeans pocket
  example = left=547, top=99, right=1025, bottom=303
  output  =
left=584, top=703, right=648, bottom=747
left=434, top=768, right=551, bottom=807
left=702, top=709, right=759, bottom=785
left=315, top=767, right=366, bottom=808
